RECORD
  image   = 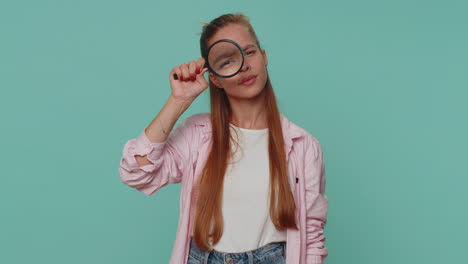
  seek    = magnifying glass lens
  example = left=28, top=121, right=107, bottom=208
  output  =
left=207, top=41, right=243, bottom=78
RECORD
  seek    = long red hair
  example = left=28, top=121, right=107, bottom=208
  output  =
left=192, top=13, right=298, bottom=251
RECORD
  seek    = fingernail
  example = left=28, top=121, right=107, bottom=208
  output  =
left=190, top=76, right=195, bottom=81
left=196, top=68, right=200, bottom=74
left=180, top=76, right=184, bottom=81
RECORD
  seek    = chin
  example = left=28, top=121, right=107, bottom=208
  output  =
left=243, top=84, right=267, bottom=99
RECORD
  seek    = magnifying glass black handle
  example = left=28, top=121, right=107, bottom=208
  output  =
left=173, top=62, right=209, bottom=80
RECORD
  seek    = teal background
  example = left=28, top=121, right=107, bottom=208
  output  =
left=1, top=0, right=467, bottom=263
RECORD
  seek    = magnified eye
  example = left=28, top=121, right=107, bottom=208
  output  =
left=220, top=58, right=234, bottom=68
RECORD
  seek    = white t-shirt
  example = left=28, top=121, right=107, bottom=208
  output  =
left=210, top=123, right=287, bottom=252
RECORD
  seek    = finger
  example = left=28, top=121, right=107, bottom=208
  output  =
left=171, top=66, right=182, bottom=80
left=196, top=66, right=209, bottom=79
left=195, top=73, right=207, bottom=86
left=189, top=60, right=197, bottom=81
left=180, top=63, right=190, bottom=81
left=196, top=57, right=206, bottom=72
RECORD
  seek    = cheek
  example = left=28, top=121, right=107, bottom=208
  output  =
left=258, top=67, right=268, bottom=82
left=220, top=78, right=240, bottom=89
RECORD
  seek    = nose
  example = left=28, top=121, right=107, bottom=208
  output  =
left=239, top=59, right=250, bottom=73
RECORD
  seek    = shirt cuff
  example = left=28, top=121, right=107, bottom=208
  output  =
left=128, top=130, right=167, bottom=172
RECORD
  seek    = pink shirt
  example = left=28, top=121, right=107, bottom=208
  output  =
left=119, top=113, right=329, bottom=264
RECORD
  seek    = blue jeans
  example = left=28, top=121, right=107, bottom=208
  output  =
left=187, top=237, right=286, bottom=264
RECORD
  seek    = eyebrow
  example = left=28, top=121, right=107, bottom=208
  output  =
left=242, top=44, right=256, bottom=51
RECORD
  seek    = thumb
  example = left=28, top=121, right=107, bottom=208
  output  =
left=196, top=68, right=209, bottom=80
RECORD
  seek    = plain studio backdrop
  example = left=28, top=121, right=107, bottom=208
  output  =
left=1, top=0, right=467, bottom=263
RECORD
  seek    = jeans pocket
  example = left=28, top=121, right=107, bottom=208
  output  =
left=259, top=255, right=285, bottom=264
left=187, top=253, right=202, bottom=264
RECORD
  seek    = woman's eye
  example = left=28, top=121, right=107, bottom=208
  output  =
left=220, top=59, right=232, bottom=67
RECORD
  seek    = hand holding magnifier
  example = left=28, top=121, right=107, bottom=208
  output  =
left=173, top=39, right=245, bottom=80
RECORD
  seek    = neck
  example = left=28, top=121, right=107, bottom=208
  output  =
left=228, top=95, right=267, bottom=129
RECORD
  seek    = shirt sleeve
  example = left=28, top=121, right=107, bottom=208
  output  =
left=304, top=134, right=329, bottom=264
left=118, top=116, right=196, bottom=195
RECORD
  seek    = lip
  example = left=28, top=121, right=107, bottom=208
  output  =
left=238, top=75, right=257, bottom=86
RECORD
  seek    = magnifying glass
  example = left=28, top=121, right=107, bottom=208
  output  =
left=173, top=39, right=245, bottom=80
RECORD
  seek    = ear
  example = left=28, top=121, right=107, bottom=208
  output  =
left=209, top=72, right=223, bottom=88
left=262, top=49, right=268, bottom=67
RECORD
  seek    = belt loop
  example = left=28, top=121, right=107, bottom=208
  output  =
left=203, top=250, right=209, bottom=264
left=247, top=251, right=254, bottom=264
left=283, top=243, right=286, bottom=260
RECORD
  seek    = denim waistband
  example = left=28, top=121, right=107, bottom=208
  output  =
left=188, top=237, right=286, bottom=264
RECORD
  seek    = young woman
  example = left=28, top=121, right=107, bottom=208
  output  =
left=119, top=13, right=328, bottom=264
